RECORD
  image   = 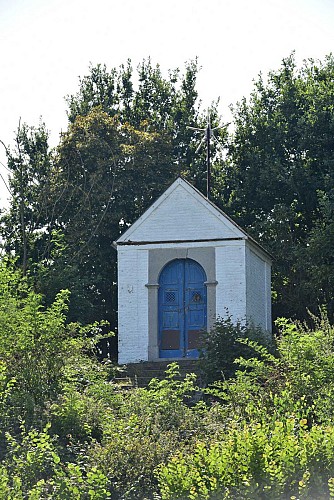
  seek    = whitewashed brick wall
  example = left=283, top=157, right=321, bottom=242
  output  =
left=118, top=247, right=149, bottom=364
left=118, top=241, right=271, bottom=363
left=265, top=260, right=272, bottom=331
left=246, top=246, right=272, bottom=332
left=215, top=244, right=247, bottom=322
left=116, top=178, right=272, bottom=364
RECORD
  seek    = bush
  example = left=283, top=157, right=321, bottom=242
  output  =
left=4, top=253, right=334, bottom=499
left=0, top=361, right=15, bottom=459
left=156, top=418, right=334, bottom=499
left=275, top=313, right=334, bottom=424
left=2, top=423, right=110, bottom=499
left=0, top=260, right=108, bottom=421
left=88, top=364, right=207, bottom=499
left=199, top=316, right=274, bottom=383
left=0, top=261, right=72, bottom=405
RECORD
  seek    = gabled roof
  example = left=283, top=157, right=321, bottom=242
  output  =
left=116, top=177, right=271, bottom=260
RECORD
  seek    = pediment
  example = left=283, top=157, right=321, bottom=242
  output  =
left=116, top=177, right=248, bottom=244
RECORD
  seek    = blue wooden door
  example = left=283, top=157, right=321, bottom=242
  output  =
left=158, top=259, right=207, bottom=358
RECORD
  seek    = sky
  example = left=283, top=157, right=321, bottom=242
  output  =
left=1, top=0, right=334, bottom=207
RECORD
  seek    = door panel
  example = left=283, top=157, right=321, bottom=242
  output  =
left=187, top=330, right=203, bottom=349
left=159, top=260, right=184, bottom=358
left=160, top=330, right=180, bottom=350
left=184, top=260, right=207, bottom=358
left=159, top=259, right=207, bottom=358
left=162, top=310, right=179, bottom=328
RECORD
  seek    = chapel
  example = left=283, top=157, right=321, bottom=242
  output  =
left=115, top=177, right=272, bottom=364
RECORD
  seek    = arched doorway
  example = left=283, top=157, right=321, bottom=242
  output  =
left=158, top=259, right=207, bottom=358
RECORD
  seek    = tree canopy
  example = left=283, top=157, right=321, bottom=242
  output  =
left=1, top=59, right=224, bottom=328
left=2, top=54, right=334, bottom=329
left=225, top=53, right=334, bottom=320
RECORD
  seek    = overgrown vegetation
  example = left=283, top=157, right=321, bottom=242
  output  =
left=0, top=260, right=334, bottom=498
left=199, top=315, right=275, bottom=383
left=2, top=55, right=334, bottom=497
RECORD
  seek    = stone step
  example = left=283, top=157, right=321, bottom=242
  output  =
left=111, top=376, right=134, bottom=390
left=124, top=360, right=203, bottom=388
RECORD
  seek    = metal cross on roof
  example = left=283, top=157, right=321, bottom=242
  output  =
left=187, top=109, right=229, bottom=200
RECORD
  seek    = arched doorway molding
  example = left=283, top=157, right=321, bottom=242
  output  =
left=158, top=258, right=206, bottom=358
left=145, top=246, right=218, bottom=360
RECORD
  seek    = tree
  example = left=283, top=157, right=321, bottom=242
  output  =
left=225, top=53, right=334, bottom=320
left=300, top=190, right=334, bottom=318
left=66, top=58, right=225, bottom=193
left=0, top=121, right=54, bottom=275
left=41, top=59, right=225, bottom=327
left=41, top=109, right=175, bottom=326
left=1, top=59, right=225, bottom=331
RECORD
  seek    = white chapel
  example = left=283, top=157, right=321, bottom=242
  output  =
left=115, top=177, right=272, bottom=364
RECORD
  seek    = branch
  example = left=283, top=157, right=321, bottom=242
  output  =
left=0, top=172, right=12, bottom=195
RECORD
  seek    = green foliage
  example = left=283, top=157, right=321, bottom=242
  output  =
left=155, top=314, right=334, bottom=499
left=0, top=361, right=16, bottom=459
left=88, top=363, right=205, bottom=499
left=41, top=109, right=177, bottom=325
left=301, top=191, right=334, bottom=318
left=1, top=270, right=334, bottom=500
left=1, top=59, right=225, bottom=329
left=4, top=53, right=334, bottom=337
left=5, top=53, right=334, bottom=499
left=0, top=121, right=54, bottom=275
left=275, top=312, right=334, bottom=423
left=65, top=58, right=224, bottom=192
left=0, top=258, right=109, bottom=436
left=204, top=312, right=334, bottom=427
left=2, top=423, right=110, bottom=499
left=0, top=260, right=79, bottom=406
left=0, top=261, right=69, bottom=405
left=156, top=419, right=334, bottom=499
left=226, top=53, right=334, bottom=321
left=199, top=316, right=274, bottom=383
left=50, top=387, right=108, bottom=443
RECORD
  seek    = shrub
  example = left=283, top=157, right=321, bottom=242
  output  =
left=2, top=423, right=110, bottom=499
left=88, top=364, right=207, bottom=499
left=0, top=260, right=72, bottom=405
left=0, top=361, right=16, bottom=459
left=156, top=418, right=334, bottom=499
left=0, top=260, right=109, bottom=423
left=199, top=315, right=274, bottom=384
left=275, top=313, right=334, bottom=424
